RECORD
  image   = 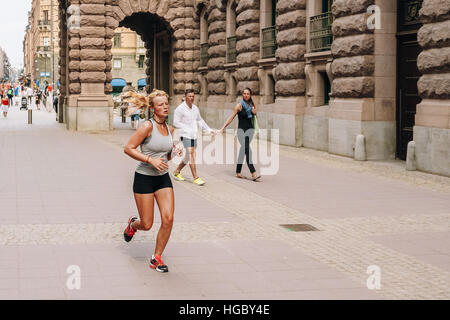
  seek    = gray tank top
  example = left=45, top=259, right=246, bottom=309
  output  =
left=136, top=118, right=173, bottom=176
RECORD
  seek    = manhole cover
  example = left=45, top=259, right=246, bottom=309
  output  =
left=280, top=224, right=319, bottom=232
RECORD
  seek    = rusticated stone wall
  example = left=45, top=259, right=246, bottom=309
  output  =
left=58, top=0, right=67, bottom=98
left=274, top=0, right=306, bottom=97
left=205, top=2, right=227, bottom=95
left=417, top=0, right=450, bottom=99
left=67, top=0, right=81, bottom=95
left=62, top=0, right=199, bottom=96
left=235, top=0, right=260, bottom=94
left=79, top=0, right=107, bottom=87
left=331, top=0, right=375, bottom=98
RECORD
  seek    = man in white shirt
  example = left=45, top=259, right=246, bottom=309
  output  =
left=172, top=89, right=214, bottom=186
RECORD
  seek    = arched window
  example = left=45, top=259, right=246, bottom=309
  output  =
left=226, top=0, right=237, bottom=63
left=200, top=7, right=209, bottom=67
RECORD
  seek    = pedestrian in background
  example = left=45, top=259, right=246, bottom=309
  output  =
left=123, top=89, right=183, bottom=273
left=219, top=88, right=261, bottom=181
left=7, top=86, right=14, bottom=106
left=172, top=89, right=215, bottom=186
left=2, top=94, right=9, bottom=118
left=35, top=89, right=41, bottom=110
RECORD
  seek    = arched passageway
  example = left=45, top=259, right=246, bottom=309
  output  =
left=57, top=0, right=199, bottom=131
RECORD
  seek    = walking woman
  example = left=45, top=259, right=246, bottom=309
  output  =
left=2, top=94, right=9, bottom=118
left=219, top=88, right=261, bottom=181
left=123, top=89, right=182, bottom=273
left=35, top=90, right=41, bottom=110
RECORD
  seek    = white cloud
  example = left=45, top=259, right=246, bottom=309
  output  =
left=0, top=0, right=32, bottom=69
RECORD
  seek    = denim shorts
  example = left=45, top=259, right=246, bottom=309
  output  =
left=131, top=114, right=140, bottom=121
left=181, top=137, right=197, bottom=149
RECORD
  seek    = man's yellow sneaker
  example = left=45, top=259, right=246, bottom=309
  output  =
left=193, top=177, right=205, bottom=186
left=172, top=171, right=185, bottom=181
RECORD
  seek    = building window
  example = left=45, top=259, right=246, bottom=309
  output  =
left=43, top=10, right=49, bottom=23
left=226, top=0, right=237, bottom=63
left=137, top=37, right=144, bottom=48
left=321, top=72, right=330, bottom=105
left=113, top=58, right=122, bottom=69
left=268, top=74, right=276, bottom=104
left=200, top=8, right=209, bottom=67
left=138, top=55, right=145, bottom=68
left=261, top=0, right=277, bottom=59
left=114, top=33, right=121, bottom=48
left=310, top=0, right=333, bottom=52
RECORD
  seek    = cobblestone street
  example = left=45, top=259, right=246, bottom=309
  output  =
left=0, top=106, right=449, bottom=300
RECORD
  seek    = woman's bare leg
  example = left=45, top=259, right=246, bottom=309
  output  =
left=132, top=193, right=155, bottom=231
left=153, top=187, right=175, bottom=256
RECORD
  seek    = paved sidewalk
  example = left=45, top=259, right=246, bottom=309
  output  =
left=0, top=106, right=449, bottom=299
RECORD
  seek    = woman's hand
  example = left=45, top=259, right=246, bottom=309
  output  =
left=148, top=157, right=169, bottom=172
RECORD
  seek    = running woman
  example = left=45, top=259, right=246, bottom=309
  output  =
left=219, top=88, right=261, bottom=181
left=123, top=89, right=182, bottom=273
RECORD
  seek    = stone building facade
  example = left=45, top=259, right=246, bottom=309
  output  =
left=56, top=0, right=449, bottom=177
left=24, top=0, right=60, bottom=88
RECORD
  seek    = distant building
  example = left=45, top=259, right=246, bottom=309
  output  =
left=23, top=0, right=60, bottom=88
left=111, top=27, right=147, bottom=94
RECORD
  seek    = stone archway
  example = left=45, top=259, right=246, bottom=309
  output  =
left=58, top=0, right=201, bottom=131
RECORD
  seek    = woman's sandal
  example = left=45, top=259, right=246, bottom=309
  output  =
left=252, top=175, right=261, bottom=181
left=236, top=174, right=246, bottom=179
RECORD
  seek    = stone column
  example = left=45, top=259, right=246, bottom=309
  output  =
left=171, top=1, right=199, bottom=98
left=66, top=0, right=113, bottom=131
left=329, top=0, right=386, bottom=159
left=206, top=4, right=227, bottom=97
left=198, top=2, right=226, bottom=128
left=414, top=0, right=450, bottom=176
left=235, top=0, right=260, bottom=95
left=58, top=0, right=68, bottom=123
left=105, top=0, right=117, bottom=95
left=270, top=0, right=306, bottom=146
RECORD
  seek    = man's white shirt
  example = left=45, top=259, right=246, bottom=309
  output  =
left=173, top=101, right=212, bottom=139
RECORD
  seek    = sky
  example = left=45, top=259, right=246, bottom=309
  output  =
left=0, top=0, right=32, bottom=69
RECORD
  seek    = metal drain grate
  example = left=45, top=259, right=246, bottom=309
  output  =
left=280, top=224, right=319, bottom=232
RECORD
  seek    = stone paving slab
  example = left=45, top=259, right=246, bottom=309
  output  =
left=0, top=107, right=449, bottom=299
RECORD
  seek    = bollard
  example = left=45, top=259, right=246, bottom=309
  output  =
left=121, top=108, right=126, bottom=123
left=28, top=109, right=32, bottom=124
left=354, top=134, right=366, bottom=161
left=406, top=141, right=417, bottom=171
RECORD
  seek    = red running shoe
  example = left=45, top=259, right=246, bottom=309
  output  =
left=123, top=216, right=138, bottom=242
left=150, top=255, right=169, bottom=273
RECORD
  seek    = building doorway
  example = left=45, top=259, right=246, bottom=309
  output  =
left=396, top=0, right=423, bottom=160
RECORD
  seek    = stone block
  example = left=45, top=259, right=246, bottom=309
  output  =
left=332, top=55, right=375, bottom=77
left=332, top=34, right=374, bottom=58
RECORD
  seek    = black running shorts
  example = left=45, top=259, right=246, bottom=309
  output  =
left=133, top=172, right=173, bottom=194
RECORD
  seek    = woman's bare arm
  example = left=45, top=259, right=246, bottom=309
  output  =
left=124, top=120, right=153, bottom=163
left=220, top=104, right=241, bottom=132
